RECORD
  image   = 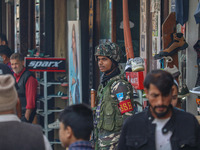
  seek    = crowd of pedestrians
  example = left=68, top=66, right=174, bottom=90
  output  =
left=0, top=37, right=199, bottom=150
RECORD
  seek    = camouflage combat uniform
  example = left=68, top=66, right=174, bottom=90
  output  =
left=94, top=42, right=134, bottom=150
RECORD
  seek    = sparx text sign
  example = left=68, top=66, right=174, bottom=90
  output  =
left=25, top=57, right=66, bottom=72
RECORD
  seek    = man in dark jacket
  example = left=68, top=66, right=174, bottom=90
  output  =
left=0, top=62, right=22, bottom=118
left=0, top=74, right=52, bottom=150
left=118, top=69, right=200, bottom=150
left=10, top=53, right=37, bottom=123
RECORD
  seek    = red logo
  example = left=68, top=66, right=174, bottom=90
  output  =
left=119, top=99, right=133, bottom=114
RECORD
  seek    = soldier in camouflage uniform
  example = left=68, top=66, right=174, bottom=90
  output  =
left=94, top=42, right=134, bottom=150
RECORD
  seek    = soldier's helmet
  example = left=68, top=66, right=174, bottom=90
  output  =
left=95, top=42, right=121, bottom=63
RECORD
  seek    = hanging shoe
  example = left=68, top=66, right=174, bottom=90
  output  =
left=133, top=87, right=138, bottom=98
left=195, top=58, right=200, bottom=87
left=131, top=57, right=145, bottom=72
left=57, top=91, right=67, bottom=97
left=163, top=56, right=180, bottom=78
left=163, top=56, right=173, bottom=63
left=57, top=76, right=68, bottom=83
left=190, top=86, right=200, bottom=95
left=193, top=40, right=200, bottom=53
left=163, top=56, right=173, bottom=68
left=125, top=57, right=145, bottom=72
left=196, top=64, right=200, bottom=87
left=154, top=53, right=163, bottom=60
left=125, top=58, right=133, bottom=72
left=160, top=33, right=188, bottom=56
left=195, top=74, right=200, bottom=87
left=178, top=84, right=190, bottom=98
left=57, top=91, right=64, bottom=96
left=164, top=65, right=181, bottom=78
left=34, top=52, right=45, bottom=57
left=27, top=49, right=37, bottom=57
left=48, top=119, right=60, bottom=129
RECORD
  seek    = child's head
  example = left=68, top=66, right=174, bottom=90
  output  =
left=59, top=104, right=93, bottom=148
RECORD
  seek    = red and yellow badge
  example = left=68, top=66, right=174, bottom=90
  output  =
left=118, top=99, right=133, bottom=114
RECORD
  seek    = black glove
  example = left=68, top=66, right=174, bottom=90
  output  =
left=21, top=116, right=29, bottom=122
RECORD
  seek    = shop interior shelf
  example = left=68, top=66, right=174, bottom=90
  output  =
left=50, top=141, right=62, bottom=145
left=38, top=71, right=68, bottom=144
left=38, top=96, right=52, bottom=101
left=47, top=95, right=68, bottom=98
left=43, top=128, right=53, bottom=133
left=48, top=109, right=64, bottom=113
left=39, top=80, right=68, bottom=86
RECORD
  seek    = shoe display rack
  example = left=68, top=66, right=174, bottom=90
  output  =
left=38, top=71, right=68, bottom=144
left=155, top=13, right=189, bottom=111
left=25, top=57, right=67, bottom=146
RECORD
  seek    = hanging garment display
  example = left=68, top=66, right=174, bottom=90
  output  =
left=193, top=40, right=200, bottom=87
left=175, top=0, right=189, bottom=25
left=194, top=2, right=200, bottom=24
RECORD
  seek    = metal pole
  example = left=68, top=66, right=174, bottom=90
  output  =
left=76, top=0, right=79, bottom=20
left=123, top=0, right=134, bottom=59
left=44, top=71, right=48, bottom=138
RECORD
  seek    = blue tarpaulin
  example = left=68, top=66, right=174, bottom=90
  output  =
left=175, top=0, right=189, bottom=25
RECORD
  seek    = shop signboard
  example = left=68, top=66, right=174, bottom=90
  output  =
left=68, top=21, right=82, bottom=105
left=25, top=57, right=66, bottom=72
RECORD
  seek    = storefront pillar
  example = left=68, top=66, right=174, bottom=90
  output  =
left=186, top=0, right=199, bottom=114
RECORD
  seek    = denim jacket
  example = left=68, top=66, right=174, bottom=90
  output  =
left=118, top=106, right=200, bottom=150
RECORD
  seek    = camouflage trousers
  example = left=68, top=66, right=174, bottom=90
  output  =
left=96, top=130, right=121, bottom=150
left=97, top=142, right=118, bottom=150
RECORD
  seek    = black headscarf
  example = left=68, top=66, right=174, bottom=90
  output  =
left=101, top=67, right=120, bottom=87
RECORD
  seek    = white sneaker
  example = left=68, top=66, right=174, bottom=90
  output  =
left=125, top=58, right=133, bottom=72
left=131, top=57, right=145, bottom=72
left=164, top=65, right=180, bottom=78
left=125, top=57, right=145, bottom=72
left=48, top=119, right=60, bottom=129
left=190, top=86, right=200, bottom=95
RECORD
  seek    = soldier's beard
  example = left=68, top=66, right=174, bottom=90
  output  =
left=150, top=105, right=171, bottom=118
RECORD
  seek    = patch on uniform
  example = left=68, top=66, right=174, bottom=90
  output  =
left=116, top=92, right=123, bottom=101
left=119, top=99, right=133, bottom=114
